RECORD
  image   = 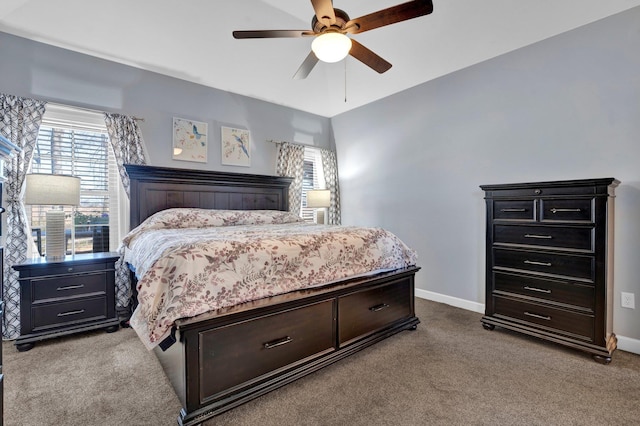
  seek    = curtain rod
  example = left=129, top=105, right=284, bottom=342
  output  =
left=266, top=139, right=311, bottom=148
left=48, top=102, right=145, bottom=121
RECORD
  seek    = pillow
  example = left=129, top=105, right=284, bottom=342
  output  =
left=122, top=208, right=303, bottom=246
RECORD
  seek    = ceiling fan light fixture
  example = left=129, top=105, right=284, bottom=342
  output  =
left=311, top=32, right=352, bottom=63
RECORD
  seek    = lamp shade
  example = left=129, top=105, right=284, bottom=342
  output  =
left=25, top=174, right=81, bottom=206
left=311, top=33, right=352, bottom=63
left=306, top=189, right=331, bottom=208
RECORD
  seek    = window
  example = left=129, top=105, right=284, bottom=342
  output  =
left=28, top=104, right=119, bottom=256
left=300, top=147, right=325, bottom=222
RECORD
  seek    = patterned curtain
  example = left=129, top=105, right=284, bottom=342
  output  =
left=320, top=148, right=342, bottom=225
left=1, top=94, right=47, bottom=339
left=103, top=113, right=147, bottom=197
left=276, top=142, right=305, bottom=216
left=103, top=113, right=147, bottom=313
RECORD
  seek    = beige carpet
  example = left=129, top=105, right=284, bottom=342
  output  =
left=4, top=298, right=640, bottom=425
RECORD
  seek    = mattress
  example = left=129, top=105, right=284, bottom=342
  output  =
left=122, top=209, right=418, bottom=349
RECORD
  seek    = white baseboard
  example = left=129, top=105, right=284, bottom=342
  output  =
left=616, top=335, right=640, bottom=355
left=415, top=288, right=484, bottom=314
left=414, top=289, right=640, bottom=355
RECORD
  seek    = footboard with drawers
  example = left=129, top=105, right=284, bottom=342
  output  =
left=480, top=178, right=618, bottom=364
left=155, top=267, right=420, bottom=425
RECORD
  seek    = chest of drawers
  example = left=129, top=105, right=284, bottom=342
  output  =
left=480, top=178, right=618, bottom=363
left=13, top=252, right=121, bottom=352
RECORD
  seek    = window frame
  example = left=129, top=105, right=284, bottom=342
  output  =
left=300, top=147, right=326, bottom=222
left=28, top=103, right=119, bottom=256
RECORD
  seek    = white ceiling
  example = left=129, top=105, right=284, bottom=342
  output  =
left=1, top=0, right=639, bottom=117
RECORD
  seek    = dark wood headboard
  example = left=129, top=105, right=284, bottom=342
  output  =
left=125, top=164, right=293, bottom=228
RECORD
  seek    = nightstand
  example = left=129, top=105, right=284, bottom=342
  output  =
left=13, top=252, right=121, bottom=352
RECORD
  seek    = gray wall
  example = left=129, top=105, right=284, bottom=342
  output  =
left=332, top=7, right=640, bottom=344
left=0, top=32, right=333, bottom=175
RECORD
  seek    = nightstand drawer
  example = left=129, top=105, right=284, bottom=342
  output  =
left=493, top=200, right=536, bottom=221
left=494, top=296, right=594, bottom=342
left=540, top=198, right=593, bottom=222
left=494, top=248, right=594, bottom=281
left=32, top=272, right=107, bottom=302
left=494, top=272, right=595, bottom=311
left=494, top=224, right=593, bottom=251
left=21, top=262, right=110, bottom=278
left=32, top=296, right=108, bottom=330
left=338, top=280, right=412, bottom=346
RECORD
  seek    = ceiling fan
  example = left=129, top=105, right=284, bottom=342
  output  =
left=233, top=0, right=434, bottom=79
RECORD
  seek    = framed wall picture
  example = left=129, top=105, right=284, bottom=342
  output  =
left=221, top=126, right=251, bottom=167
left=173, top=117, right=208, bottom=163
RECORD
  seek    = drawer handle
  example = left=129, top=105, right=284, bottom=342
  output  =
left=523, top=286, right=552, bottom=294
left=263, top=336, right=292, bottom=349
left=369, top=303, right=390, bottom=312
left=550, top=208, right=581, bottom=213
left=500, top=208, right=526, bottom=212
left=57, top=309, right=85, bottom=317
left=57, top=284, right=85, bottom=291
left=524, top=260, right=552, bottom=267
left=524, top=311, right=551, bottom=321
left=524, top=234, right=552, bottom=239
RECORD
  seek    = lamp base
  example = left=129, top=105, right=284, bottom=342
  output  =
left=314, top=209, right=326, bottom=225
left=45, top=210, right=66, bottom=260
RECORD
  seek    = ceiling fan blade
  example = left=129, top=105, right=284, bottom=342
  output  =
left=310, top=0, right=336, bottom=27
left=345, top=0, right=433, bottom=34
left=293, top=51, right=320, bottom=80
left=349, top=39, right=392, bottom=74
left=233, top=30, right=314, bottom=39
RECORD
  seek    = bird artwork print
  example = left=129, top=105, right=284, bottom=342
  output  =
left=173, top=118, right=208, bottom=163
left=221, top=127, right=251, bottom=167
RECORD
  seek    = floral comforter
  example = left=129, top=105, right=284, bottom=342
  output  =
left=123, top=209, right=417, bottom=349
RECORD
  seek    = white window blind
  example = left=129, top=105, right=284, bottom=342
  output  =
left=28, top=104, right=119, bottom=256
left=300, top=147, right=325, bottom=222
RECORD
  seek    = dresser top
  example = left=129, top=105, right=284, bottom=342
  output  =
left=480, top=177, right=619, bottom=192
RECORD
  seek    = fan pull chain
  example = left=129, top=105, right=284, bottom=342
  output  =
left=344, top=59, right=348, bottom=103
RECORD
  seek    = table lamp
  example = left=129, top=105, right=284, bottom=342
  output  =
left=25, top=174, right=81, bottom=260
left=306, top=189, right=331, bottom=224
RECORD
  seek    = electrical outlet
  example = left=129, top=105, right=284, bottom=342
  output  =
left=621, top=292, right=635, bottom=309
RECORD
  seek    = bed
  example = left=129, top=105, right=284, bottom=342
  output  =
left=123, top=164, right=421, bottom=426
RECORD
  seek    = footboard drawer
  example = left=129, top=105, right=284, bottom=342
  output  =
left=338, top=279, right=412, bottom=346
left=198, top=299, right=335, bottom=401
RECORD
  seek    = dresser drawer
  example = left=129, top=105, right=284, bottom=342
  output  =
left=493, top=272, right=594, bottom=311
left=494, top=225, right=593, bottom=251
left=199, top=299, right=335, bottom=399
left=492, top=200, right=536, bottom=221
left=31, top=272, right=107, bottom=302
left=494, top=248, right=594, bottom=281
left=486, top=186, right=598, bottom=198
left=338, top=280, right=412, bottom=346
left=31, top=296, right=108, bottom=331
left=540, top=198, right=593, bottom=222
left=494, top=296, right=594, bottom=342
